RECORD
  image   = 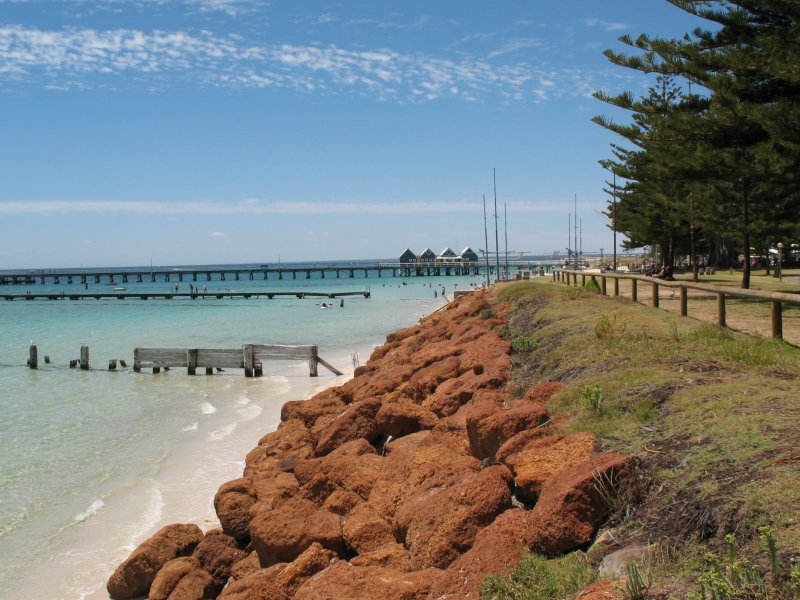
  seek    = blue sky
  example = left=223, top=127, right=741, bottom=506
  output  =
left=0, top=0, right=705, bottom=268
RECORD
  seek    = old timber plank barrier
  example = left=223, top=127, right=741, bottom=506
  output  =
left=133, top=344, right=343, bottom=377
left=553, top=269, right=800, bottom=343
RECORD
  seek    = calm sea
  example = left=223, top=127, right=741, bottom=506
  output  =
left=0, top=261, right=487, bottom=599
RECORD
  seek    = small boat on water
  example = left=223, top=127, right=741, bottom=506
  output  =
left=112, top=287, right=126, bottom=291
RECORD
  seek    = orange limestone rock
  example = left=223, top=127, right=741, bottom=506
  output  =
left=107, top=523, right=204, bottom=600
left=109, top=291, right=631, bottom=599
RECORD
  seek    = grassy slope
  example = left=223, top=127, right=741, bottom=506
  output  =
left=485, top=281, right=800, bottom=598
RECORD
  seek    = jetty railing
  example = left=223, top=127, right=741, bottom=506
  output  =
left=133, top=344, right=343, bottom=377
left=553, top=269, right=800, bottom=341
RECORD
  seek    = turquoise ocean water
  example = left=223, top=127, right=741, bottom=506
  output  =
left=0, top=263, right=486, bottom=599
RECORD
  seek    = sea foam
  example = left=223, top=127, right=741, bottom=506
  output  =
left=74, top=499, right=105, bottom=523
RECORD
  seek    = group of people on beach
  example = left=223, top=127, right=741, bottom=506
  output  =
left=643, top=263, right=675, bottom=280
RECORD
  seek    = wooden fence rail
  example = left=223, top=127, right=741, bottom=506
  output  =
left=553, top=269, right=800, bottom=341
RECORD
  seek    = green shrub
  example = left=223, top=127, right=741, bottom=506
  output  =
left=580, top=384, right=605, bottom=415
left=624, top=562, right=651, bottom=600
left=511, top=335, right=539, bottom=353
left=687, top=529, right=800, bottom=600
left=585, top=278, right=601, bottom=294
left=595, top=314, right=614, bottom=338
left=480, top=552, right=595, bottom=600
left=479, top=308, right=497, bottom=320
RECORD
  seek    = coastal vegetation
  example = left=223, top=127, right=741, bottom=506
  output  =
left=593, top=0, right=800, bottom=288
left=487, top=280, right=800, bottom=598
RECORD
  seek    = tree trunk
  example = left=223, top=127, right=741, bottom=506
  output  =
left=689, top=194, right=699, bottom=282
left=741, top=181, right=751, bottom=289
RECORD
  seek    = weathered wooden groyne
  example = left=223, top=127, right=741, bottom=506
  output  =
left=134, top=344, right=343, bottom=377
left=25, top=342, right=343, bottom=377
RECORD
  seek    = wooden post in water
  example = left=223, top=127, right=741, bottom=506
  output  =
left=680, top=287, right=688, bottom=316
left=652, top=282, right=659, bottom=308
left=631, top=279, right=638, bottom=303
left=108, top=359, right=117, bottom=371
left=188, top=349, right=198, bottom=375
left=29, top=344, right=38, bottom=369
left=243, top=344, right=256, bottom=378
left=771, top=301, right=783, bottom=339
left=717, top=293, right=726, bottom=327
left=80, top=345, right=89, bottom=370
left=309, top=345, right=319, bottom=377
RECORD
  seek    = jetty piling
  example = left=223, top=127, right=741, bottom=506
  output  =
left=80, top=345, right=89, bottom=370
left=29, top=344, right=37, bottom=369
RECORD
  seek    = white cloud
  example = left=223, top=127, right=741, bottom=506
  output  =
left=210, top=231, right=226, bottom=237
left=187, top=0, right=257, bottom=15
left=0, top=24, right=599, bottom=103
left=487, top=37, right=542, bottom=59
left=0, top=199, right=567, bottom=216
left=583, top=18, right=629, bottom=32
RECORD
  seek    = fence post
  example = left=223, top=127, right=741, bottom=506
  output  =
left=613, top=277, right=619, bottom=297
left=717, top=293, right=726, bottom=327
left=680, top=287, right=688, bottom=316
left=581, top=274, right=586, bottom=287
left=771, top=301, right=783, bottom=339
left=652, top=282, right=659, bottom=308
left=631, top=278, right=638, bottom=303
left=601, top=276, right=607, bottom=295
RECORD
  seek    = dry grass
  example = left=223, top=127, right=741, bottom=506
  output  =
left=490, top=281, right=800, bottom=597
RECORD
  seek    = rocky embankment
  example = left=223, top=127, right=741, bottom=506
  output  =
left=107, top=291, right=628, bottom=600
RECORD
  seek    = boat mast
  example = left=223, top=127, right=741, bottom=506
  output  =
left=493, top=169, right=501, bottom=281
left=483, top=195, right=491, bottom=286
left=504, top=203, right=508, bottom=277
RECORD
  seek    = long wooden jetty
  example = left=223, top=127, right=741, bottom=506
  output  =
left=1, top=290, right=370, bottom=301
left=0, top=261, right=555, bottom=286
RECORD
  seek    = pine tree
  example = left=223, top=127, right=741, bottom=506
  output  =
left=595, top=0, right=800, bottom=288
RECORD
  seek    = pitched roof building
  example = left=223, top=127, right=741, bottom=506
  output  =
left=399, top=249, right=417, bottom=264
left=418, top=248, right=437, bottom=263
left=459, top=247, right=479, bottom=263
